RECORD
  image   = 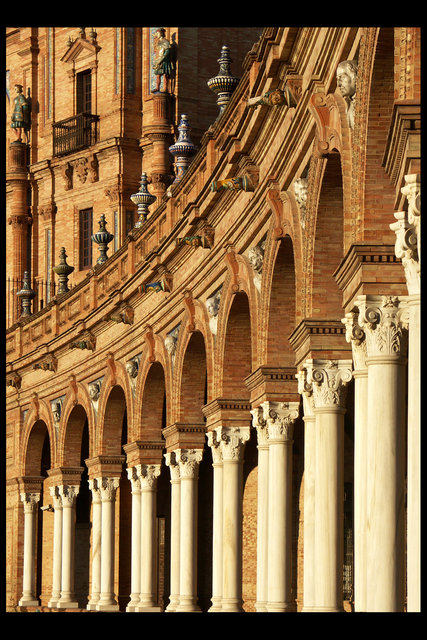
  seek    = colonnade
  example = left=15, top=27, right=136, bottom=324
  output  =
left=18, top=175, right=420, bottom=613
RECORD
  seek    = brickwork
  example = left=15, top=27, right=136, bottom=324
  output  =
left=6, top=26, right=420, bottom=612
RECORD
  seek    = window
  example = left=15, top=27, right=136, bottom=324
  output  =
left=79, top=208, right=93, bottom=269
left=76, top=70, right=92, bottom=114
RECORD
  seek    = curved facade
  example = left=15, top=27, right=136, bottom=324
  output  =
left=6, top=26, right=420, bottom=612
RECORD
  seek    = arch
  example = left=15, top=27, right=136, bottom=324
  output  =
left=310, top=152, right=344, bottom=319
left=59, top=381, right=96, bottom=464
left=98, top=384, right=128, bottom=456
left=220, top=290, right=252, bottom=399
left=262, top=234, right=297, bottom=367
left=139, top=361, right=167, bottom=440
left=362, top=27, right=396, bottom=244
left=178, top=330, right=207, bottom=423
left=21, top=398, right=56, bottom=475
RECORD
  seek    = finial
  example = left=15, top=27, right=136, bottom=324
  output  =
left=16, top=271, right=36, bottom=317
left=130, top=173, right=157, bottom=227
left=53, top=247, right=74, bottom=294
left=207, top=45, right=240, bottom=117
left=169, top=114, right=198, bottom=183
left=91, top=214, right=114, bottom=264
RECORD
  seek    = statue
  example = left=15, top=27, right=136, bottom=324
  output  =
left=152, top=28, right=172, bottom=93
left=10, top=84, right=30, bottom=143
left=336, top=60, right=358, bottom=129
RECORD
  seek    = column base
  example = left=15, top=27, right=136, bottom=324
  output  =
left=96, top=603, right=120, bottom=612
left=311, top=605, right=344, bottom=612
left=87, top=601, right=100, bottom=611
left=266, top=602, right=296, bottom=612
left=220, top=598, right=244, bottom=612
left=255, top=601, right=268, bottom=612
left=134, top=605, right=162, bottom=612
left=175, top=599, right=202, bottom=612
left=208, top=598, right=222, bottom=612
left=56, top=599, right=80, bottom=609
left=18, top=597, right=39, bottom=607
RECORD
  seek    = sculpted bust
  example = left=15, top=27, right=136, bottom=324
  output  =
left=336, top=60, right=358, bottom=129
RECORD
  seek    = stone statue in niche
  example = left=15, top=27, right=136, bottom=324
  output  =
left=206, top=288, right=222, bottom=335
left=336, top=60, right=358, bottom=129
left=10, top=84, right=31, bottom=143
left=293, top=177, right=308, bottom=228
left=248, top=242, right=265, bottom=292
left=152, top=28, right=172, bottom=93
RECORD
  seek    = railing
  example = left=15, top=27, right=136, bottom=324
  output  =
left=53, top=112, right=99, bottom=157
left=6, top=277, right=73, bottom=328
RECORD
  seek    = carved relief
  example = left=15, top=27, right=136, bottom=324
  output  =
left=248, top=241, right=265, bottom=292
left=218, top=426, right=250, bottom=462
left=165, top=325, right=180, bottom=357
left=61, top=162, right=73, bottom=190
left=206, top=287, right=222, bottom=335
left=261, top=401, right=299, bottom=442
left=293, top=177, right=308, bottom=228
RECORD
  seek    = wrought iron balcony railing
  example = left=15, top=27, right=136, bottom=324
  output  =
left=53, top=112, right=99, bottom=157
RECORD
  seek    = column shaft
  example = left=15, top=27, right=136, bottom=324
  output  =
left=137, top=464, right=161, bottom=612
left=87, top=479, right=102, bottom=610
left=97, top=477, right=120, bottom=611
left=48, top=487, right=63, bottom=607
left=19, top=492, right=40, bottom=607
left=207, top=432, right=223, bottom=612
left=57, top=485, right=79, bottom=609
left=165, top=452, right=180, bottom=612
left=126, top=469, right=141, bottom=611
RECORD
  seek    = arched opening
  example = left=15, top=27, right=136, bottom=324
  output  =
left=312, top=152, right=344, bottom=319
left=102, top=385, right=131, bottom=611
left=180, top=331, right=207, bottom=423
left=61, top=403, right=91, bottom=608
left=222, top=292, right=252, bottom=398
left=363, top=27, right=396, bottom=243
left=23, top=420, right=51, bottom=606
left=266, top=236, right=296, bottom=366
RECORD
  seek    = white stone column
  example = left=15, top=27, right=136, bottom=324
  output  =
left=390, top=173, right=421, bottom=612
left=137, top=463, right=161, bottom=612
left=97, top=477, right=120, bottom=611
left=48, top=486, right=63, bottom=608
left=19, top=491, right=40, bottom=607
left=296, top=368, right=316, bottom=612
left=57, top=484, right=80, bottom=609
left=206, top=430, right=223, bottom=612
left=126, top=467, right=142, bottom=611
left=164, top=451, right=180, bottom=612
left=307, top=359, right=352, bottom=613
left=250, top=407, right=269, bottom=612
left=174, top=448, right=203, bottom=612
left=219, top=426, right=250, bottom=613
left=356, top=295, right=408, bottom=612
left=342, top=312, right=368, bottom=611
left=262, top=401, right=299, bottom=612
left=87, top=478, right=102, bottom=610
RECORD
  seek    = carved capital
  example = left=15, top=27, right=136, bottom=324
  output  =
left=218, top=426, right=250, bottom=462
left=88, top=478, right=102, bottom=502
left=261, top=400, right=299, bottom=442
left=295, top=367, right=314, bottom=417
left=174, top=448, right=203, bottom=479
left=355, top=295, right=409, bottom=359
left=137, top=463, right=161, bottom=490
left=58, top=484, right=80, bottom=506
left=164, top=451, right=181, bottom=481
left=49, top=485, right=63, bottom=509
left=99, top=477, right=120, bottom=501
left=206, top=430, right=223, bottom=464
left=20, top=492, right=41, bottom=512
left=305, top=359, right=353, bottom=409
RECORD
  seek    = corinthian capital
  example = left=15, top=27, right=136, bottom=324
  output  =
left=295, top=366, right=314, bottom=417
left=138, top=463, right=161, bottom=490
left=207, top=430, right=223, bottom=464
left=390, top=209, right=420, bottom=295
left=250, top=406, right=268, bottom=447
left=218, top=426, right=251, bottom=462
left=58, top=484, right=80, bottom=506
left=355, top=295, right=408, bottom=359
left=261, top=400, right=299, bottom=442
left=20, top=492, right=41, bottom=512
left=99, top=477, right=120, bottom=501
left=305, top=359, right=353, bottom=409
left=175, top=448, right=203, bottom=479
left=342, top=311, right=367, bottom=371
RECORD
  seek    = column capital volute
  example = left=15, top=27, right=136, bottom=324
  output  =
left=137, top=463, right=161, bottom=490
left=250, top=406, right=269, bottom=448
left=49, top=485, right=63, bottom=509
left=164, top=450, right=181, bottom=481
left=295, top=367, right=315, bottom=417
left=341, top=310, right=368, bottom=372
left=303, top=358, right=353, bottom=410
left=206, top=430, right=223, bottom=464
left=58, top=484, right=80, bottom=506
left=88, top=477, right=102, bottom=502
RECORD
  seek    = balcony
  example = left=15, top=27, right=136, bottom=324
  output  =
left=53, top=112, right=99, bottom=157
